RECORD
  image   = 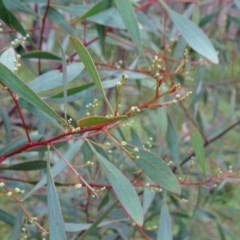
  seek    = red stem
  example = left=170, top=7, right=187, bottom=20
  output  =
left=7, top=89, right=31, bottom=143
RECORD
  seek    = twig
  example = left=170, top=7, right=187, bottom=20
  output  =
left=7, top=89, right=31, bottom=143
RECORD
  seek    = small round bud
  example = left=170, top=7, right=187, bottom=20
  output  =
left=133, top=147, right=139, bottom=152
left=14, top=187, right=21, bottom=193
left=0, top=182, right=5, bottom=187
left=75, top=183, right=82, bottom=189
left=7, top=191, right=12, bottom=196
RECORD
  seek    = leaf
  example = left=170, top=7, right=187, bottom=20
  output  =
left=199, top=11, right=219, bottom=28
left=0, top=160, right=48, bottom=171
left=157, top=203, right=172, bottom=240
left=21, top=51, right=61, bottom=60
left=96, top=24, right=106, bottom=53
left=90, top=145, right=144, bottom=226
left=8, top=211, right=23, bottom=240
left=47, top=157, right=67, bottom=240
left=58, top=42, right=68, bottom=121
left=115, top=0, right=142, bottom=53
left=28, top=63, right=84, bottom=93
left=71, top=0, right=113, bottom=25
left=0, top=0, right=26, bottom=36
left=46, top=6, right=75, bottom=35
left=0, top=47, right=16, bottom=70
left=143, top=187, right=156, bottom=215
left=88, top=7, right=125, bottom=29
left=0, top=209, right=15, bottom=226
left=70, top=37, right=113, bottom=112
left=127, top=146, right=181, bottom=194
left=156, top=106, right=168, bottom=140
left=235, top=0, right=240, bottom=9
left=50, top=83, right=94, bottom=99
left=190, top=125, right=206, bottom=173
left=77, top=115, right=127, bottom=128
left=162, top=1, right=218, bottom=64
left=3, top=0, right=36, bottom=16
left=66, top=218, right=122, bottom=232
left=166, top=115, right=179, bottom=163
left=0, top=108, right=11, bottom=143
left=0, top=63, right=68, bottom=130
left=18, top=98, right=60, bottom=128
left=78, top=202, right=118, bottom=239
left=228, top=15, right=240, bottom=28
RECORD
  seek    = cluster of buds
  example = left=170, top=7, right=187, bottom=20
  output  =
left=10, top=34, right=30, bottom=48
left=172, top=91, right=192, bottom=104
left=85, top=98, right=99, bottom=116
left=140, top=137, right=154, bottom=151
left=122, top=119, right=134, bottom=127
left=13, top=54, right=22, bottom=72
left=152, top=55, right=165, bottom=73
left=0, top=182, right=25, bottom=196
left=115, top=59, right=123, bottom=69
left=130, top=105, right=140, bottom=114
left=145, top=182, right=163, bottom=193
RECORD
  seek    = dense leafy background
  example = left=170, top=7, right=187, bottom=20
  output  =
left=0, top=0, right=240, bottom=239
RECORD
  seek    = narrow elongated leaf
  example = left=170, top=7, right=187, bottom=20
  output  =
left=127, top=146, right=181, bottom=194
left=47, top=6, right=75, bottom=35
left=50, top=83, right=94, bottom=99
left=71, top=0, right=112, bottom=25
left=115, top=0, right=142, bottom=53
left=0, top=160, right=47, bottom=171
left=47, top=158, right=67, bottom=240
left=156, top=106, right=168, bottom=140
left=190, top=125, right=206, bottom=173
left=79, top=202, right=118, bottom=239
left=162, top=2, right=218, bottom=64
left=88, top=7, right=125, bottom=29
left=199, top=11, right=218, bottom=27
left=228, top=15, right=240, bottom=28
left=70, top=37, right=113, bottom=112
left=66, top=218, right=122, bottom=232
left=0, top=209, right=15, bottom=226
left=90, top=145, right=143, bottom=226
left=157, top=203, right=172, bottom=240
left=77, top=115, right=127, bottom=128
left=0, top=63, right=68, bottom=129
left=28, top=63, right=84, bottom=93
left=21, top=51, right=61, bottom=60
left=18, top=98, right=59, bottom=128
left=166, top=115, right=179, bottom=163
left=3, top=0, right=36, bottom=15
left=235, top=0, right=240, bottom=9
left=143, top=187, right=156, bottom=215
left=9, top=211, right=23, bottom=240
left=0, top=108, right=11, bottom=143
left=0, top=47, right=16, bottom=70
left=0, top=0, right=26, bottom=36
left=58, top=42, right=68, bottom=121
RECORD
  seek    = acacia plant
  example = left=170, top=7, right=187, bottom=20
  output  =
left=0, top=0, right=240, bottom=239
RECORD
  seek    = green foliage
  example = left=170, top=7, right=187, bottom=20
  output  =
left=0, top=1, right=240, bottom=239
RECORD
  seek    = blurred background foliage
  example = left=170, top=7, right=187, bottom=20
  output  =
left=0, top=0, right=240, bottom=239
